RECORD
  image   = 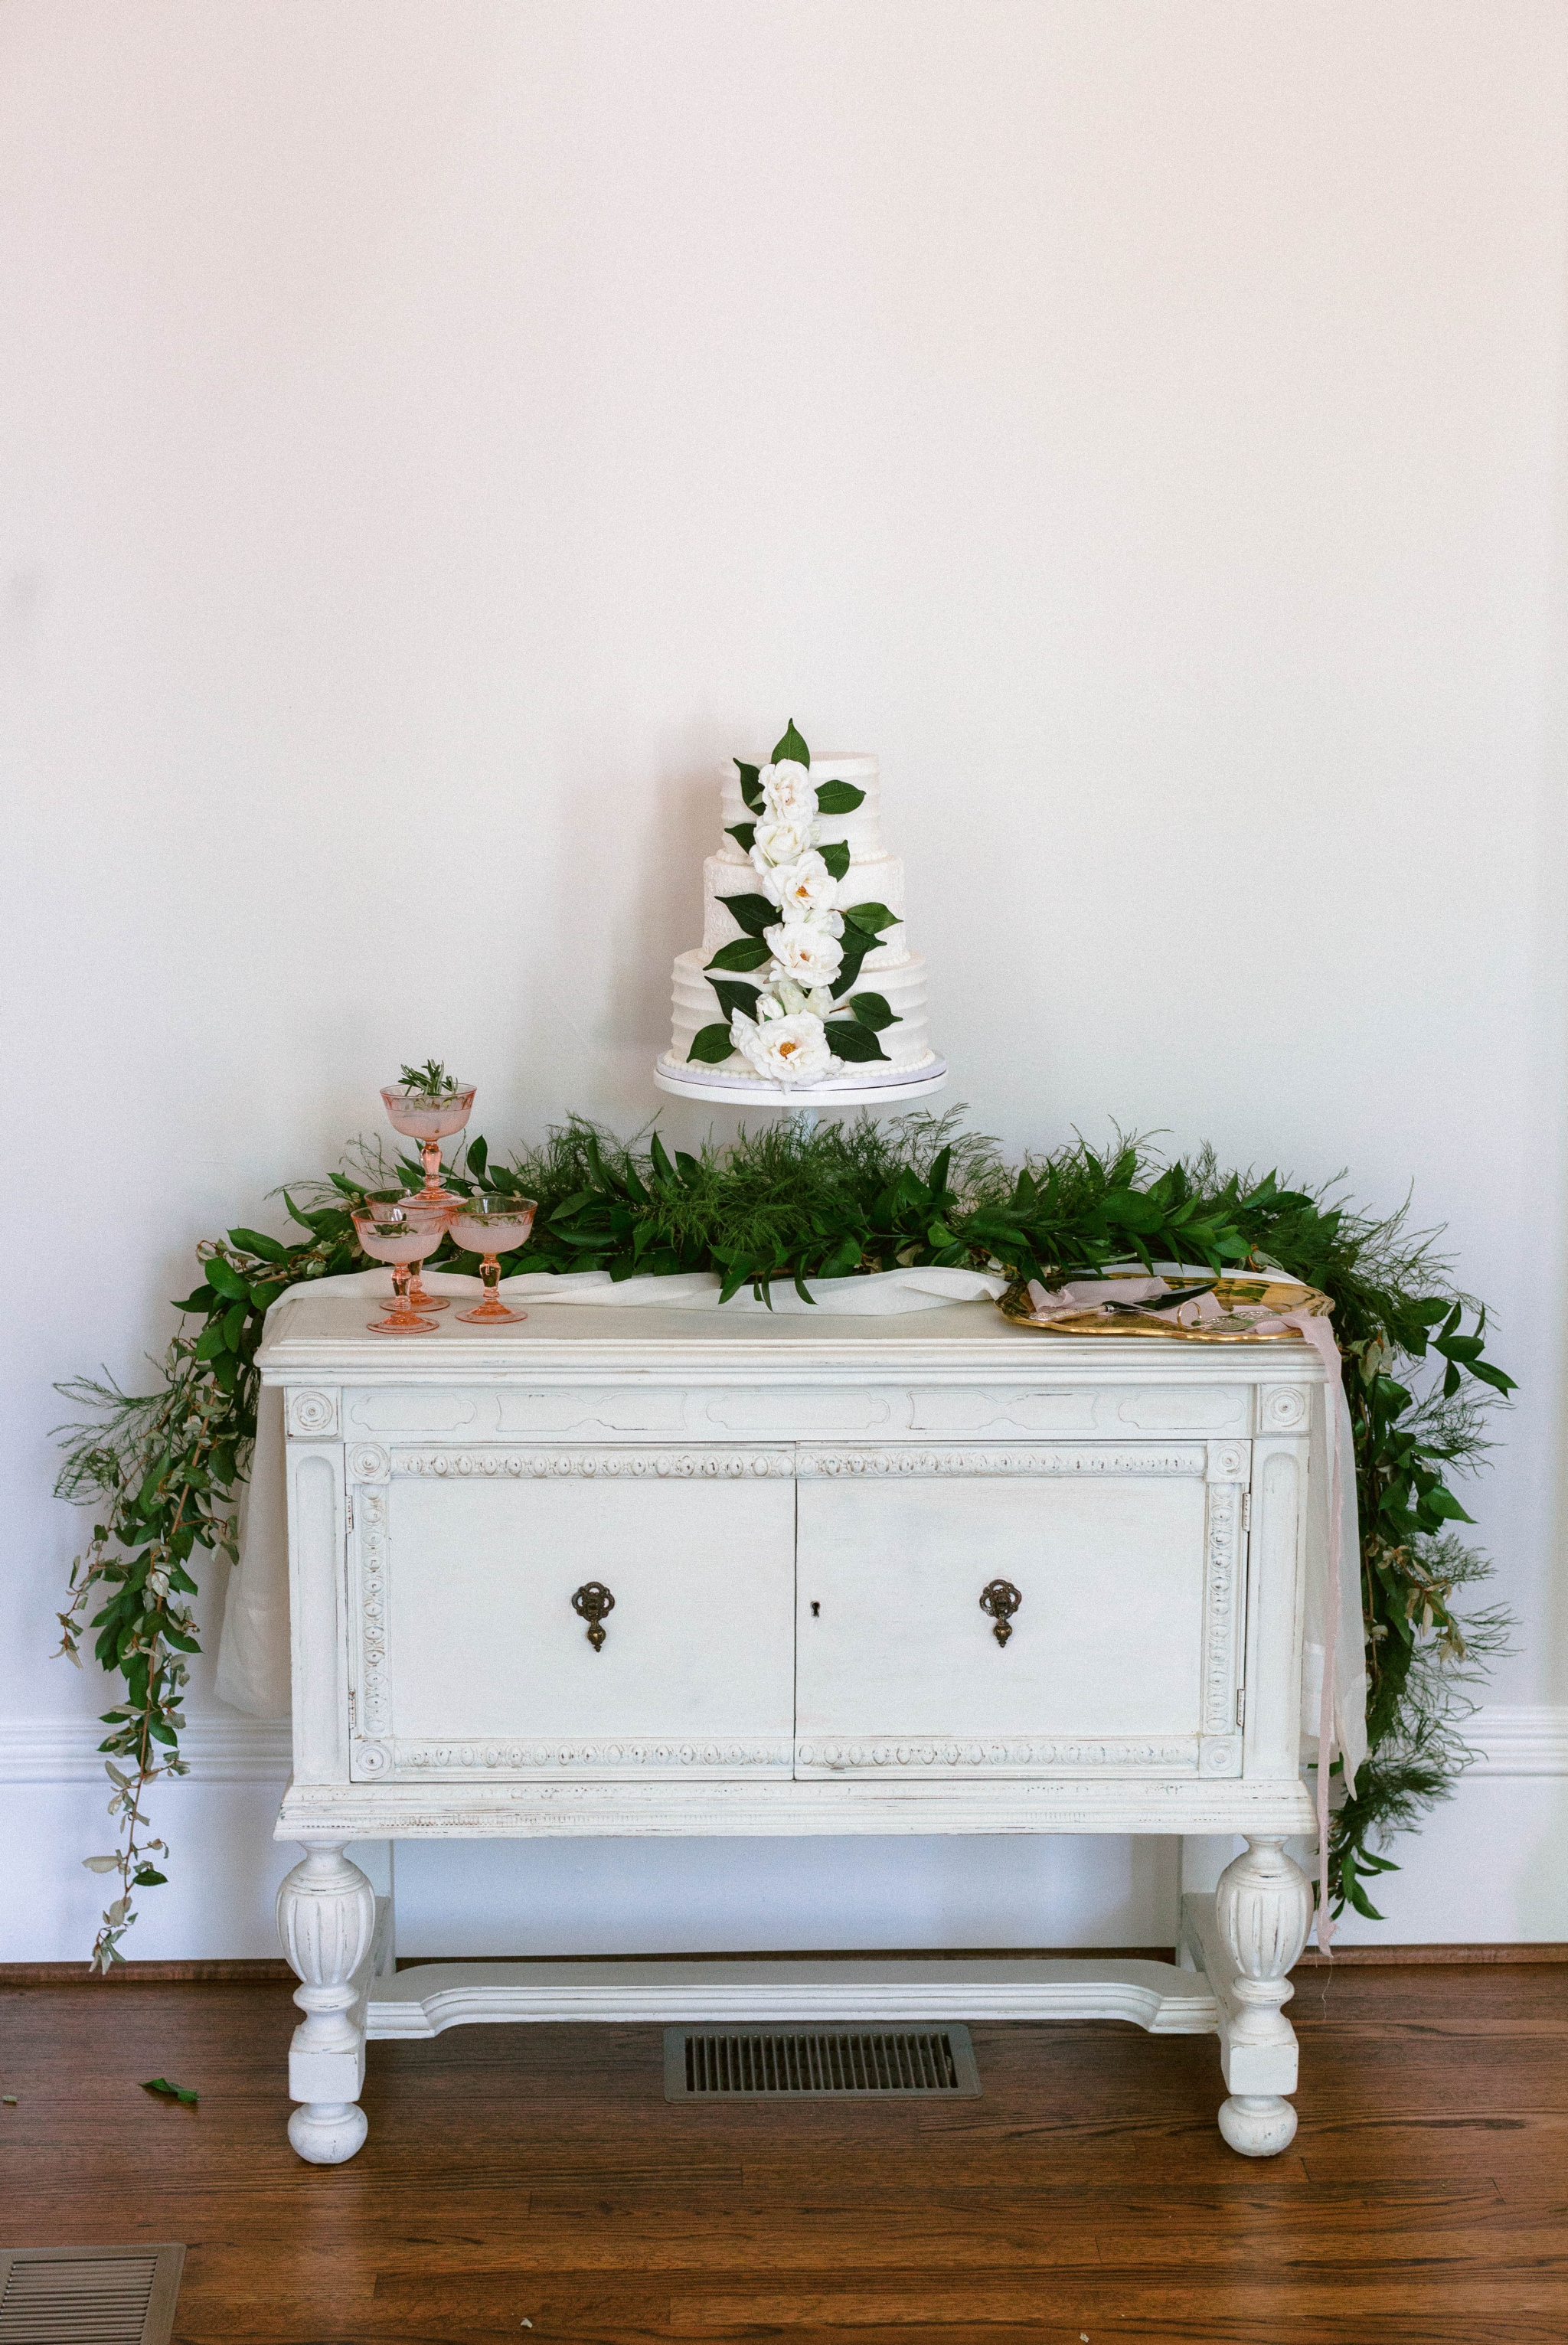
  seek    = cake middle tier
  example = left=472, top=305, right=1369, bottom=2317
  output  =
left=669, top=947, right=932, bottom=1073
left=701, top=851, right=906, bottom=965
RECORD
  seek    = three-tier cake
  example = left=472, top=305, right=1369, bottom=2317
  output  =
left=656, top=722, right=943, bottom=1098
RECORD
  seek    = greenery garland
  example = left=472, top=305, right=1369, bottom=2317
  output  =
left=54, top=1112, right=1513, bottom=1968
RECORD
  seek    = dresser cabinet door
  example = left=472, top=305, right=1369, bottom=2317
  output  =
left=794, top=1444, right=1247, bottom=1779
left=348, top=1448, right=795, bottom=1782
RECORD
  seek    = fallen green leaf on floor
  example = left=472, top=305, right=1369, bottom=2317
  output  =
left=140, top=2076, right=198, bottom=2106
left=2, top=2096, right=15, bottom=2105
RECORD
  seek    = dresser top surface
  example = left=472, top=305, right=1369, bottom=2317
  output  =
left=257, top=1293, right=1326, bottom=1386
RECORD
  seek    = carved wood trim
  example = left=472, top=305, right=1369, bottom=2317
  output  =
left=391, top=1447, right=794, bottom=1479
left=796, top=1736, right=1197, bottom=1772
left=286, top=1387, right=340, bottom=1439
left=354, top=1490, right=390, bottom=1740
left=1201, top=1476, right=1245, bottom=1737
left=385, top=1736, right=794, bottom=1775
left=797, top=1446, right=1205, bottom=1478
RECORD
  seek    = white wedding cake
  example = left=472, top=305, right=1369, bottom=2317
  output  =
left=659, top=722, right=940, bottom=1092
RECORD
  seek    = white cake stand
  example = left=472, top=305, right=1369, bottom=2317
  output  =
left=654, top=1051, right=948, bottom=1110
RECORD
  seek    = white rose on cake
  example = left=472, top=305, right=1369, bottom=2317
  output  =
left=760, top=850, right=838, bottom=919
left=750, top=815, right=818, bottom=871
left=765, top=920, right=844, bottom=986
left=769, top=978, right=835, bottom=1017
left=729, top=1008, right=838, bottom=1086
left=759, top=759, right=815, bottom=822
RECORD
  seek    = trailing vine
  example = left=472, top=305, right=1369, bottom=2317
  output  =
left=55, top=1112, right=1512, bottom=1966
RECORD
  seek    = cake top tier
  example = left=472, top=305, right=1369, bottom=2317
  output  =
left=717, top=752, right=885, bottom=865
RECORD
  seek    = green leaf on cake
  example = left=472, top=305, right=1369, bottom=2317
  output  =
left=706, top=935, right=773, bottom=973
left=771, top=720, right=810, bottom=768
left=709, top=978, right=762, bottom=1022
left=831, top=932, right=874, bottom=998
left=818, top=840, right=851, bottom=881
left=814, top=780, right=865, bottom=814
left=716, top=890, right=777, bottom=939
left=848, top=991, right=897, bottom=1030
left=726, top=821, right=756, bottom=853
left=824, top=1019, right=889, bottom=1063
left=735, top=760, right=763, bottom=814
left=688, top=1024, right=737, bottom=1064
left=842, top=900, right=898, bottom=938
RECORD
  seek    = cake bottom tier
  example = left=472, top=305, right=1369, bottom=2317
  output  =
left=668, top=947, right=933, bottom=1078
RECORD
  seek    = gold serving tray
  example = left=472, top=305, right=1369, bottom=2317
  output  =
left=998, top=1272, right=1332, bottom=1341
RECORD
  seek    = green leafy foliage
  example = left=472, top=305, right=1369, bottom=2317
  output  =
left=824, top=1019, right=888, bottom=1063
left=54, top=1113, right=1513, bottom=1958
left=688, top=1024, right=735, bottom=1064
left=715, top=893, right=776, bottom=939
left=848, top=993, right=897, bottom=1031
left=814, top=780, right=865, bottom=814
left=819, top=841, right=851, bottom=881
left=396, top=1060, right=461, bottom=1099
left=705, top=936, right=773, bottom=973
left=141, top=2076, right=198, bottom=2107
left=734, top=761, right=763, bottom=814
left=771, top=720, right=809, bottom=768
left=708, top=979, right=762, bottom=1024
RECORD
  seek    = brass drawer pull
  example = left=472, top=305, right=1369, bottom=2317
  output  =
left=572, top=1581, right=616, bottom=1652
left=979, top=1579, right=1022, bottom=1648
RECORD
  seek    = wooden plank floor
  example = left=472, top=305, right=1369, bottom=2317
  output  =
left=2, top=1964, right=1565, bottom=2344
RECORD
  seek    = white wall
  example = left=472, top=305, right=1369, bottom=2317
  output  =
left=5, top=0, right=1567, bottom=1960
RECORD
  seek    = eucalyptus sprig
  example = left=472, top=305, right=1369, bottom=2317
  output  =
left=395, top=1059, right=462, bottom=1100
left=54, top=1112, right=1514, bottom=1958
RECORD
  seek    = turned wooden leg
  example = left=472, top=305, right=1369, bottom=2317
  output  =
left=1213, top=1834, right=1312, bottom=2157
left=276, top=1844, right=377, bottom=2164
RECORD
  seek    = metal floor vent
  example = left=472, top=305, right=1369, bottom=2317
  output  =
left=0, top=2245, right=185, bottom=2345
left=665, top=2023, right=980, bottom=2100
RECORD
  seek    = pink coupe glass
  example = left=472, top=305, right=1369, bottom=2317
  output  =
left=381, top=1079, right=477, bottom=1207
left=351, top=1198, right=453, bottom=1334
left=452, top=1192, right=537, bottom=1324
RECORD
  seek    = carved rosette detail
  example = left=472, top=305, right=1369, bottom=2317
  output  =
left=347, top=1442, right=390, bottom=1484
left=355, top=1491, right=390, bottom=1738
left=393, top=1737, right=792, bottom=1772
left=394, top=1448, right=792, bottom=1479
left=287, top=1388, right=339, bottom=1439
left=1260, top=1386, right=1309, bottom=1431
left=1202, top=1479, right=1243, bottom=1734
left=797, top=1737, right=1196, bottom=1772
left=797, top=1447, right=1204, bottom=1479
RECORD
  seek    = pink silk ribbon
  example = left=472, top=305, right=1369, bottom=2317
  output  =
left=1024, top=1277, right=1347, bottom=1951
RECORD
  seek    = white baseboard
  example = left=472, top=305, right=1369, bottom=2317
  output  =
left=0, top=1716, right=291, bottom=1784
left=1464, top=1705, right=1568, bottom=1776
left=2, top=1704, right=1562, bottom=1785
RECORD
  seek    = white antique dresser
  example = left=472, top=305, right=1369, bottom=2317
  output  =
left=258, top=1295, right=1321, bottom=2165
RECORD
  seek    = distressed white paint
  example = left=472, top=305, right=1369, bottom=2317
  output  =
left=262, top=1308, right=1317, bottom=2154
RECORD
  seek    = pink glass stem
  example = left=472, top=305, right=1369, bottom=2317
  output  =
left=406, top=1258, right=450, bottom=1312
left=420, top=1137, right=444, bottom=1200
left=456, top=1253, right=527, bottom=1326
